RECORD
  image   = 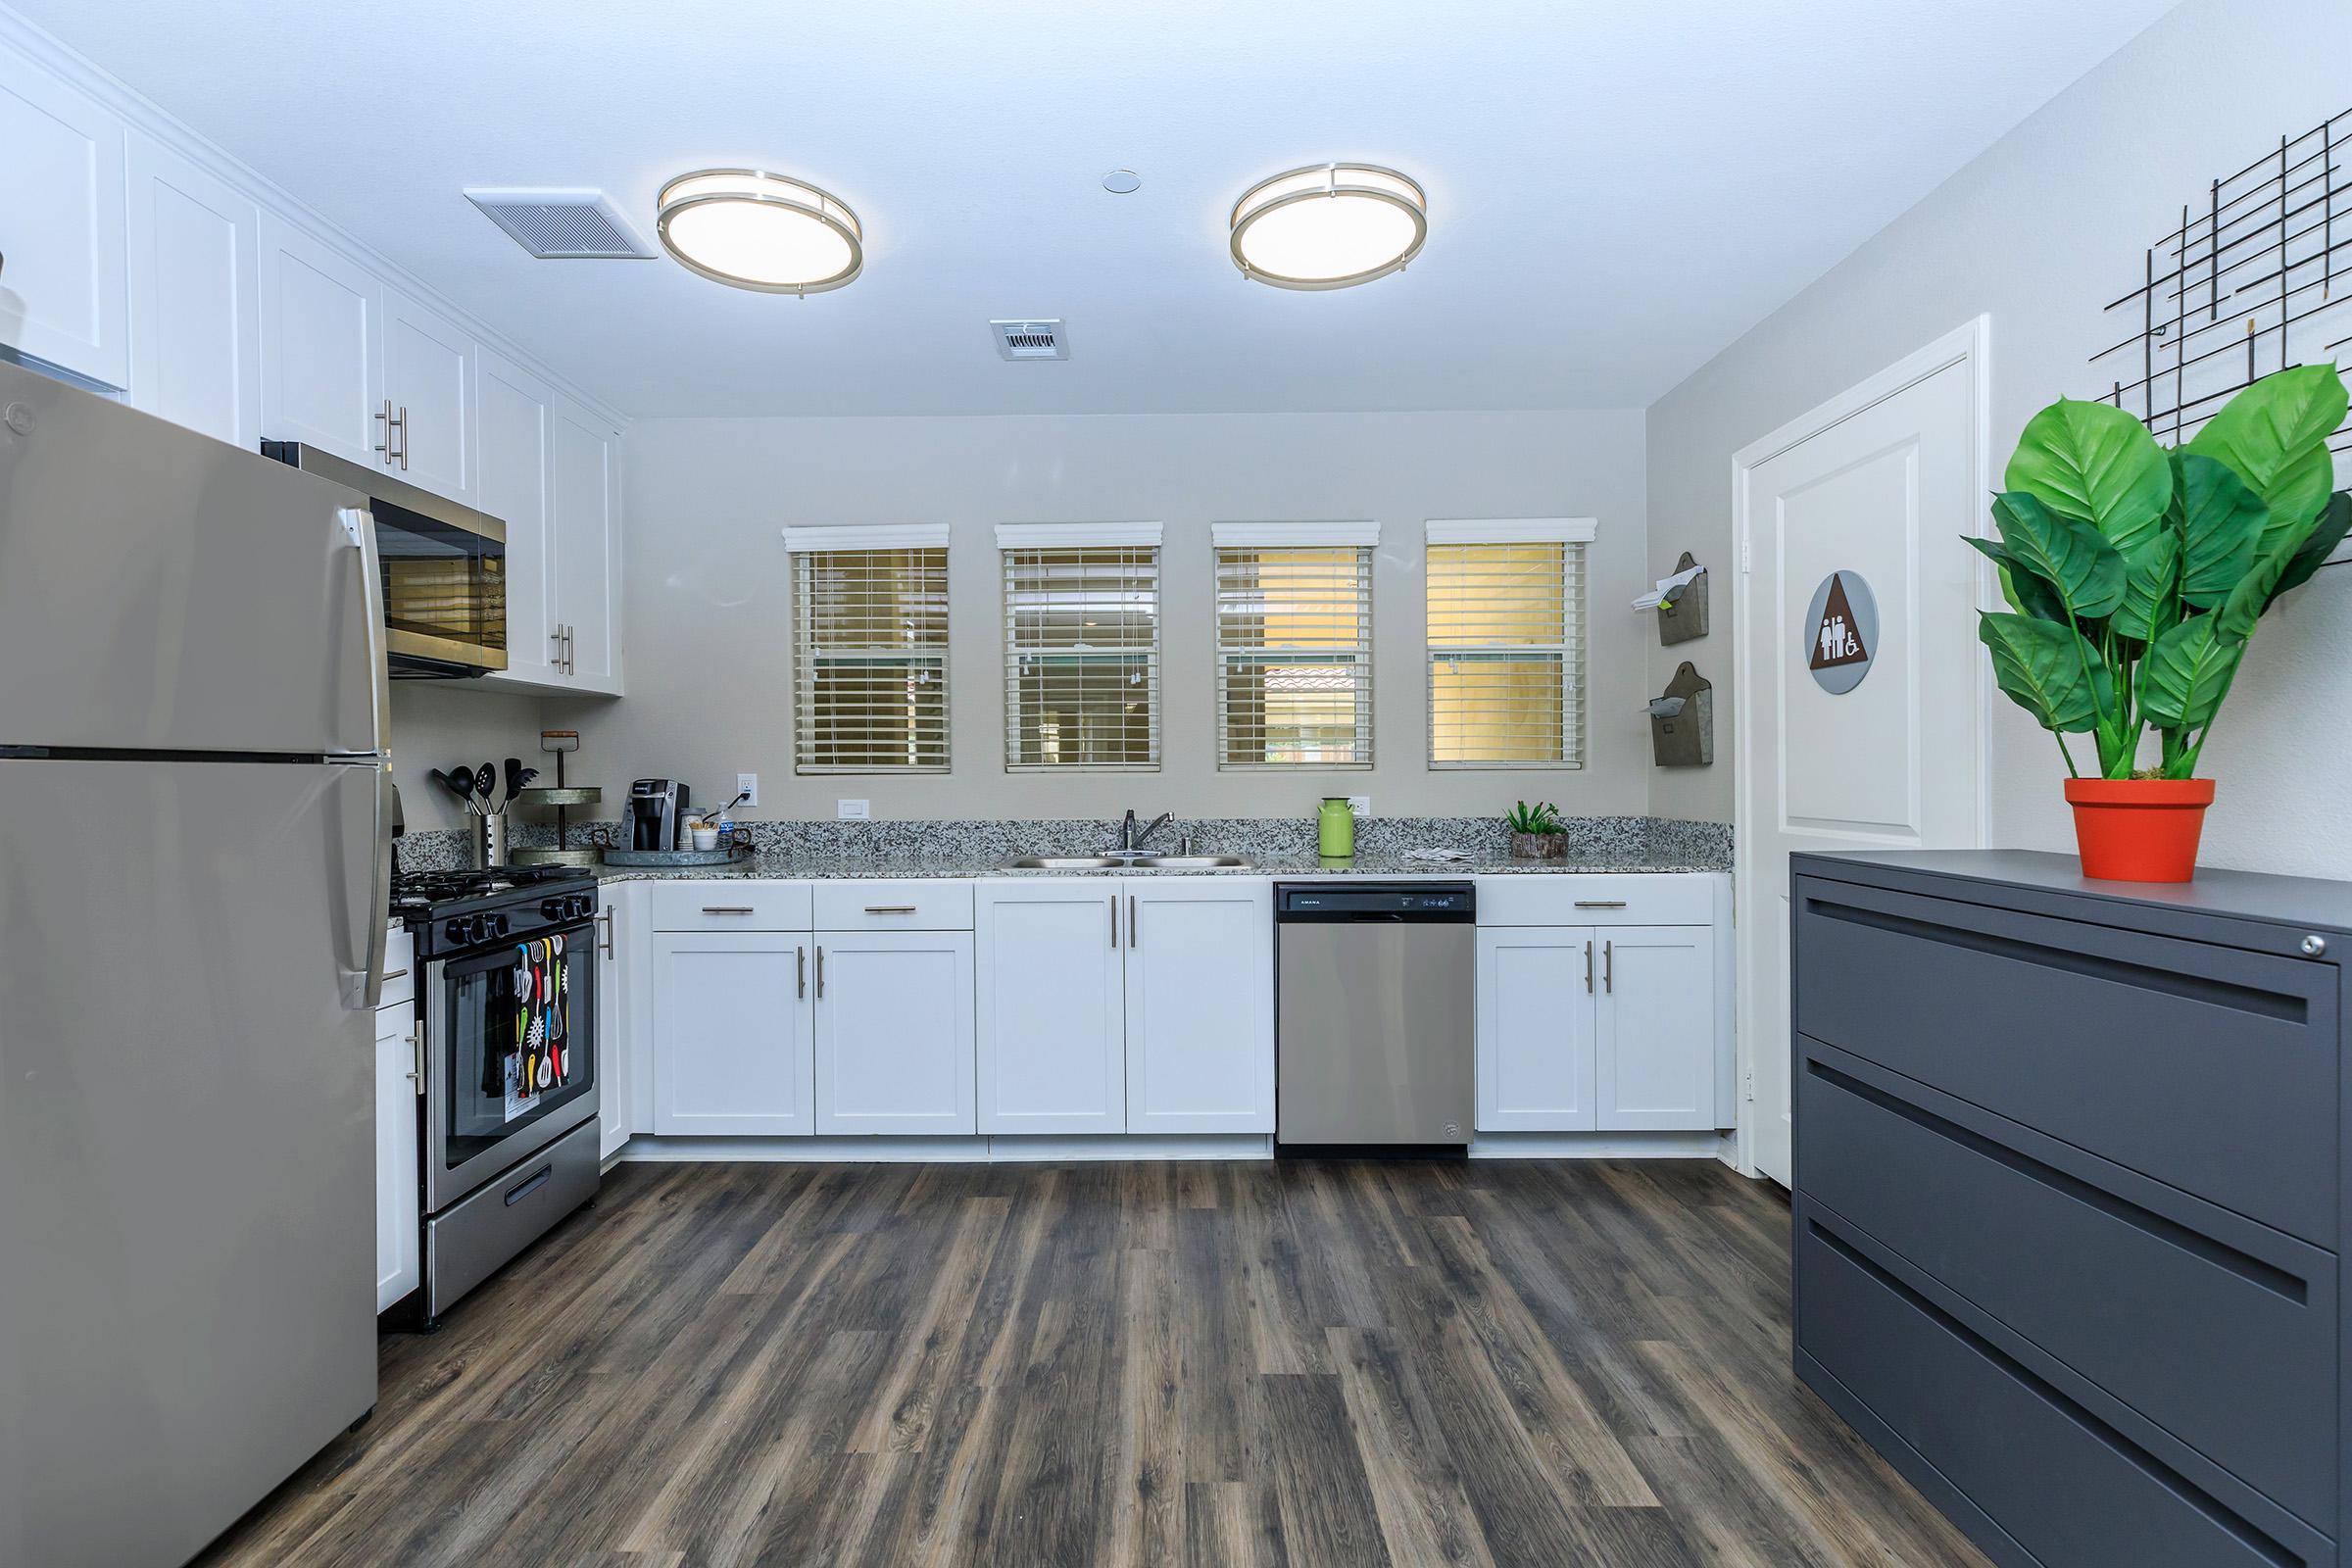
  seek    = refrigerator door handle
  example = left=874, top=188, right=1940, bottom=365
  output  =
left=340, top=507, right=391, bottom=758
left=356, top=763, right=393, bottom=1010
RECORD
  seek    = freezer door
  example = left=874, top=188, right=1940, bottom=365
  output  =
left=0, top=758, right=380, bottom=1568
left=0, top=361, right=387, bottom=757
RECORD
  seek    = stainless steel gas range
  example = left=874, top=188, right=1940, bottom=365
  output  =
left=391, top=864, right=603, bottom=1325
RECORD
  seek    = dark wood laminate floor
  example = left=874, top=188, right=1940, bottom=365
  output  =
left=197, top=1159, right=1988, bottom=1568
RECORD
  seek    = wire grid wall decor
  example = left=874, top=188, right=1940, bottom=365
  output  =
left=2092, top=107, right=2352, bottom=499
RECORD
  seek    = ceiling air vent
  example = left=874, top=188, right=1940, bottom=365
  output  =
left=464, top=188, right=656, bottom=260
left=991, top=319, right=1069, bottom=361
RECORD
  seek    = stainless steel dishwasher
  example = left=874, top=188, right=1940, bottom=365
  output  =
left=1275, top=882, right=1476, bottom=1154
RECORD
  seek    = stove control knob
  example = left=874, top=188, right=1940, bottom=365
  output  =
left=467, top=914, right=492, bottom=944
left=492, top=912, right=511, bottom=938
left=572, top=895, right=595, bottom=920
left=444, top=918, right=467, bottom=946
left=541, top=897, right=564, bottom=920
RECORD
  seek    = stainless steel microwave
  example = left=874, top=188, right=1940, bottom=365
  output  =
left=262, top=440, right=509, bottom=677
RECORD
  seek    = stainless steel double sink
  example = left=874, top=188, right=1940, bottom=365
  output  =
left=1001, top=854, right=1253, bottom=870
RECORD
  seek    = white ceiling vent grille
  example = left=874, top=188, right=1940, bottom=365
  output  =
left=465, top=188, right=656, bottom=260
left=991, top=319, right=1069, bottom=361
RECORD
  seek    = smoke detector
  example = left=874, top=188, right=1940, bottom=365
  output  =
left=991, top=319, right=1069, bottom=361
left=464, top=188, right=656, bottom=260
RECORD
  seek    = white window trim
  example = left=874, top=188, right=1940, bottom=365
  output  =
left=995, top=520, right=1162, bottom=551
left=1210, top=519, right=1380, bottom=550
left=783, top=522, right=951, bottom=553
left=1424, top=516, right=1597, bottom=546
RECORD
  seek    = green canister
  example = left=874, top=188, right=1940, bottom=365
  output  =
left=1317, top=798, right=1355, bottom=858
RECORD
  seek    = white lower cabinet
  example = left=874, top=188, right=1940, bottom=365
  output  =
left=1476, top=918, right=1719, bottom=1133
left=814, top=931, right=977, bottom=1135
left=651, top=929, right=815, bottom=1136
left=373, top=1002, right=420, bottom=1312
left=1124, top=879, right=1275, bottom=1134
left=596, top=892, right=630, bottom=1158
left=975, top=880, right=1126, bottom=1134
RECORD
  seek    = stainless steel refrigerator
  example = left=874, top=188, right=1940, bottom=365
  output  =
left=0, top=362, right=392, bottom=1567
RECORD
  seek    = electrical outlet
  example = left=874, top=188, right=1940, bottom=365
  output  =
left=1348, top=796, right=1371, bottom=815
left=736, top=772, right=759, bottom=808
left=837, top=799, right=870, bottom=820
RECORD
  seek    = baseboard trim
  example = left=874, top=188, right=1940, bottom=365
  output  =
left=613, top=1133, right=1273, bottom=1164
left=1469, top=1130, right=1730, bottom=1159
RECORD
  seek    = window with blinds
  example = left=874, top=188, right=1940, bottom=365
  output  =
left=789, top=543, right=951, bottom=772
left=1002, top=534, right=1160, bottom=769
left=1425, top=522, right=1589, bottom=768
left=1213, top=539, right=1373, bottom=768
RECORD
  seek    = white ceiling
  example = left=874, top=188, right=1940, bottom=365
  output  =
left=33, top=0, right=2180, bottom=418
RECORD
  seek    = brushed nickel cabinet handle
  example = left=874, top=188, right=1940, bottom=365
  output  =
left=797, top=944, right=807, bottom=998
left=815, top=946, right=825, bottom=997
left=1603, top=940, right=1613, bottom=993
left=381, top=967, right=410, bottom=983
left=1128, top=894, right=1137, bottom=948
left=1584, top=939, right=1593, bottom=994
left=701, top=905, right=755, bottom=915
left=1109, top=894, right=1118, bottom=949
left=597, top=906, right=615, bottom=957
left=1574, top=900, right=1628, bottom=908
left=862, top=905, right=917, bottom=914
left=373, top=399, right=396, bottom=464
left=394, top=405, right=409, bottom=469
left=406, top=1025, right=425, bottom=1093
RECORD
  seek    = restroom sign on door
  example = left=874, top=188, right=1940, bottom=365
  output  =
left=1803, top=570, right=1877, bottom=695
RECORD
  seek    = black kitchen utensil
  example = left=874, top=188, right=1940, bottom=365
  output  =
left=446, top=767, right=477, bottom=814
left=504, top=758, right=526, bottom=807
left=475, top=763, right=497, bottom=810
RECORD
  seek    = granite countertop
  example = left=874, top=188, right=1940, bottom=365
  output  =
left=594, top=846, right=1728, bottom=883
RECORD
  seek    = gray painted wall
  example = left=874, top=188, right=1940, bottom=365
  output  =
left=390, top=684, right=547, bottom=832
left=530, top=408, right=1653, bottom=825
left=1643, top=0, right=2352, bottom=877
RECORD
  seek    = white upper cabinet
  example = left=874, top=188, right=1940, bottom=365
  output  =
left=551, top=397, right=622, bottom=692
left=0, top=38, right=126, bottom=390
left=476, top=349, right=557, bottom=685
left=1123, top=879, right=1274, bottom=1135
left=124, top=131, right=259, bottom=447
left=380, top=286, right=477, bottom=504
left=259, top=214, right=381, bottom=466
left=975, top=879, right=1127, bottom=1135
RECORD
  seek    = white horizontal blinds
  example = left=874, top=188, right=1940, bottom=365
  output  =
left=1211, top=521, right=1376, bottom=768
left=1000, top=524, right=1162, bottom=770
left=786, top=528, right=950, bottom=773
left=1424, top=519, right=1592, bottom=769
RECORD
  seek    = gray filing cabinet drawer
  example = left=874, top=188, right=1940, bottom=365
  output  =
left=1793, top=873, right=2337, bottom=1245
left=1800, top=1044, right=2337, bottom=1529
left=1796, top=1210, right=2330, bottom=1568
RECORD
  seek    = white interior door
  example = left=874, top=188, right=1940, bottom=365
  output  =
left=1736, top=319, right=1988, bottom=1186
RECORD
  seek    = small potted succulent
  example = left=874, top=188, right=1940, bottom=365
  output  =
left=1506, top=800, right=1568, bottom=860
left=1974, top=364, right=2349, bottom=882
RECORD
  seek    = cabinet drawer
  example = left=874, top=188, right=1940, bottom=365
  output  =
left=648, top=880, right=813, bottom=932
left=1793, top=874, right=2338, bottom=1245
left=1796, top=1212, right=2328, bottom=1568
left=380, top=926, right=415, bottom=1008
left=814, top=880, right=973, bottom=932
left=1800, top=1048, right=2336, bottom=1527
left=1475, top=873, right=1711, bottom=927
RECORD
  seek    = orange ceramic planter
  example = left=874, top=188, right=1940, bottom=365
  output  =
left=2064, top=777, right=2215, bottom=883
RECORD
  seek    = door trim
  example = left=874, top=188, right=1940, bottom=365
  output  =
left=1729, top=315, right=1993, bottom=1181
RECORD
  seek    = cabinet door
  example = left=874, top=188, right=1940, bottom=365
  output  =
left=380, top=287, right=476, bottom=504
left=373, top=1005, right=420, bottom=1312
left=260, top=214, right=380, bottom=465
left=0, top=42, right=127, bottom=389
left=651, top=930, right=814, bottom=1136
left=125, top=130, right=259, bottom=446
left=596, top=892, right=630, bottom=1158
left=814, top=931, right=976, bottom=1135
left=1476, top=926, right=1597, bottom=1131
left=476, top=349, right=558, bottom=687
left=1123, top=879, right=1274, bottom=1135
left=975, top=879, right=1125, bottom=1135
left=1595, top=926, right=1716, bottom=1131
left=551, top=397, right=621, bottom=692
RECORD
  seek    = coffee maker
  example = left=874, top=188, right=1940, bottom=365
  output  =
left=627, top=778, right=689, bottom=851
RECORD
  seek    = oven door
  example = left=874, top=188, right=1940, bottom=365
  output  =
left=424, top=928, right=598, bottom=1213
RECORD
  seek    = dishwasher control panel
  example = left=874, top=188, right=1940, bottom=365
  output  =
left=1275, top=882, right=1476, bottom=921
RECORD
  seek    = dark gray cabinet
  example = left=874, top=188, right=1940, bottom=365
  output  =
left=1791, top=850, right=2346, bottom=1568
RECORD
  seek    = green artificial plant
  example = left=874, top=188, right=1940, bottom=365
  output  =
left=1974, top=364, right=2351, bottom=779
left=1506, top=800, right=1565, bottom=835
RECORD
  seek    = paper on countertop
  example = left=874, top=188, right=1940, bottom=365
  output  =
left=1399, top=847, right=1475, bottom=863
left=1631, top=562, right=1705, bottom=612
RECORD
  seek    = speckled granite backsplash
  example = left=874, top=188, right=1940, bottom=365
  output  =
left=403, top=815, right=1730, bottom=872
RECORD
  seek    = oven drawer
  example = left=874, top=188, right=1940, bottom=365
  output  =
left=1474, top=873, right=1712, bottom=927
left=649, top=880, right=814, bottom=932
left=1799, top=1047, right=2336, bottom=1528
left=814, top=880, right=973, bottom=932
left=1796, top=1209, right=2329, bottom=1568
left=1793, top=873, right=2337, bottom=1245
left=380, top=926, right=415, bottom=1008
left=425, top=1118, right=600, bottom=1317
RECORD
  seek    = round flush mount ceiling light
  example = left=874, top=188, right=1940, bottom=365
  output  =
left=656, top=169, right=863, bottom=294
left=1228, top=163, right=1426, bottom=290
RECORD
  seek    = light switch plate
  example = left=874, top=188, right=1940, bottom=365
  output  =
left=837, top=799, right=870, bottom=819
left=736, top=772, right=759, bottom=808
left=1348, top=796, right=1371, bottom=815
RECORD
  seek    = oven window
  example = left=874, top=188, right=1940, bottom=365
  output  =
left=377, top=500, right=507, bottom=659
left=443, top=933, right=595, bottom=1170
